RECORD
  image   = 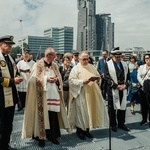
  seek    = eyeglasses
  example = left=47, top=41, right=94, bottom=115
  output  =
left=115, top=55, right=122, bottom=58
left=74, top=55, right=78, bottom=57
left=48, top=53, right=55, bottom=56
left=81, top=58, right=89, bottom=61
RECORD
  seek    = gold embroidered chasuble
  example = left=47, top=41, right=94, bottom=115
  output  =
left=22, top=59, right=70, bottom=140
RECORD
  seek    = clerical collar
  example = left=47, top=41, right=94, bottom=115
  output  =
left=44, top=61, right=52, bottom=67
left=24, top=59, right=31, bottom=62
left=2, top=53, right=8, bottom=57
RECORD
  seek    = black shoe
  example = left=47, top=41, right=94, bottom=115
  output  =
left=38, top=140, right=45, bottom=147
left=17, top=108, right=22, bottom=111
left=32, top=136, right=39, bottom=141
left=140, top=120, right=147, bottom=126
left=76, top=133, right=86, bottom=140
left=111, top=126, right=117, bottom=132
left=84, top=132, right=93, bottom=138
left=118, top=125, right=130, bottom=131
left=52, top=139, right=60, bottom=145
left=47, top=137, right=52, bottom=141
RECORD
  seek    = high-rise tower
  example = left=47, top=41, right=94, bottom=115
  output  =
left=77, top=0, right=96, bottom=51
left=96, top=14, right=114, bottom=51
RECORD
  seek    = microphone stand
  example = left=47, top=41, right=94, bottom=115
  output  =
left=104, top=74, right=114, bottom=150
left=108, top=99, right=112, bottom=150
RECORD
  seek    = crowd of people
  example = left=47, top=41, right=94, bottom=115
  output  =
left=0, top=35, right=150, bottom=149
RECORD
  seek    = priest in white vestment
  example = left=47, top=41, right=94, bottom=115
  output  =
left=68, top=51, right=108, bottom=140
left=17, top=50, right=35, bottom=110
left=22, top=48, right=70, bottom=147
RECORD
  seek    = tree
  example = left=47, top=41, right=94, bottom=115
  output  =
left=11, top=46, right=22, bottom=58
left=11, top=42, right=29, bottom=58
left=23, top=42, right=29, bottom=52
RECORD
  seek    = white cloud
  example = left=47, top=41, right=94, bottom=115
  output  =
left=0, top=0, right=150, bottom=50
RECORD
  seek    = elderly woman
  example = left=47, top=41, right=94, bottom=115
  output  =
left=127, top=55, right=137, bottom=102
left=137, top=54, right=150, bottom=126
left=130, top=60, right=143, bottom=114
left=59, top=56, right=72, bottom=114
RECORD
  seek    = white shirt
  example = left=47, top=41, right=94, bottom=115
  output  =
left=17, top=59, right=35, bottom=92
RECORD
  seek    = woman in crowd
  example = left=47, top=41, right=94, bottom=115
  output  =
left=137, top=54, right=150, bottom=126
left=128, top=55, right=137, bottom=73
left=130, top=60, right=143, bottom=114
left=63, top=52, right=73, bottom=67
left=127, top=55, right=137, bottom=102
left=59, top=56, right=72, bottom=114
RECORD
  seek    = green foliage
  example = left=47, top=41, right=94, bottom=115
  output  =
left=11, top=46, right=22, bottom=58
left=11, top=42, right=29, bottom=58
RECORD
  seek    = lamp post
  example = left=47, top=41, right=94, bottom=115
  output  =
left=20, top=20, right=24, bottom=54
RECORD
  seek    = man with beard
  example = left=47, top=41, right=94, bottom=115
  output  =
left=0, top=35, right=23, bottom=150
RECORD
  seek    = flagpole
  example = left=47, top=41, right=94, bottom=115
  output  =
left=20, top=20, right=24, bottom=54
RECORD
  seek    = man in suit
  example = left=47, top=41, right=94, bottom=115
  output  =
left=97, top=49, right=110, bottom=99
left=0, top=35, right=23, bottom=150
left=105, top=47, right=130, bottom=132
left=54, top=52, right=62, bottom=67
left=71, top=52, right=79, bottom=66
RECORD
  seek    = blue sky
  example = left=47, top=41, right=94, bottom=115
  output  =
left=0, top=0, right=150, bottom=51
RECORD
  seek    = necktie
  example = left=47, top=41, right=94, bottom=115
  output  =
left=116, top=62, right=120, bottom=69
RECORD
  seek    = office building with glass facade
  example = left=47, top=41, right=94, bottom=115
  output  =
left=44, top=26, right=73, bottom=54
left=25, top=35, right=53, bottom=59
left=96, top=14, right=114, bottom=51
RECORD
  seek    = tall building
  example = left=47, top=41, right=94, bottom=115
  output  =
left=44, top=26, right=73, bottom=54
left=77, top=0, right=96, bottom=51
left=96, top=14, right=114, bottom=51
left=25, top=35, right=53, bottom=59
left=44, top=28, right=59, bottom=51
left=58, top=27, right=73, bottom=53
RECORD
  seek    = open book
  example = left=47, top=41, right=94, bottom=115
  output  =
left=88, top=76, right=100, bottom=81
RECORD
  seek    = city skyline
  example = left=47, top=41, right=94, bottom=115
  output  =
left=0, top=0, right=150, bottom=50
left=77, top=0, right=97, bottom=51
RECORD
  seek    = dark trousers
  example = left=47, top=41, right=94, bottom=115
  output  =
left=0, top=106, right=15, bottom=148
left=46, top=111, right=60, bottom=141
left=100, top=79, right=107, bottom=100
left=140, top=90, right=150, bottom=122
left=108, top=91, right=126, bottom=127
left=18, top=91, right=26, bottom=108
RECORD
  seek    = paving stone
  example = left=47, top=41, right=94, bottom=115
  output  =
left=10, top=104, right=150, bottom=150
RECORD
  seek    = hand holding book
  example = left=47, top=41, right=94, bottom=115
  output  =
left=88, top=76, right=100, bottom=82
